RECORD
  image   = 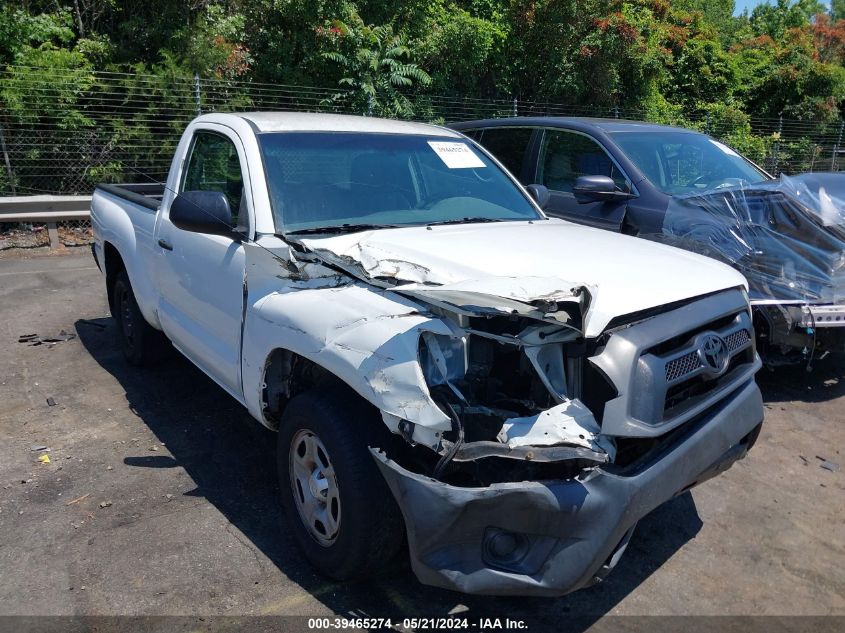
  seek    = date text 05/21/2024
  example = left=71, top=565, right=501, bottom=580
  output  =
left=306, top=618, right=529, bottom=630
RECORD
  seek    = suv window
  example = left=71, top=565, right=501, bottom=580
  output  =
left=476, top=127, right=532, bottom=181
left=609, top=131, right=767, bottom=195
left=182, top=131, right=245, bottom=226
left=538, top=130, right=628, bottom=193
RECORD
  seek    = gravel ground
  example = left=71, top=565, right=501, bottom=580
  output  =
left=0, top=249, right=842, bottom=632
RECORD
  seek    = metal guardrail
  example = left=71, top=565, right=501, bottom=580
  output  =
left=0, top=194, right=91, bottom=248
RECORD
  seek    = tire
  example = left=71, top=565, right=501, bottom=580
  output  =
left=277, top=387, right=404, bottom=580
left=112, top=269, right=168, bottom=366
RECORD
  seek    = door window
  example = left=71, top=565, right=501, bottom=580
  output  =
left=476, top=127, right=533, bottom=181
left=538, top=130, right=629, bottom=193
left=182, top=132, right=245, bottom=226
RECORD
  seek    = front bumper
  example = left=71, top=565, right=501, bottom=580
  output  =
left=373, top=379, right=763, bottom=597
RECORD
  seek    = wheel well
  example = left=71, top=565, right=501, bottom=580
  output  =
left=261, top=349, right=348, bottom=429
left=103, top=242, right=125, bottom=315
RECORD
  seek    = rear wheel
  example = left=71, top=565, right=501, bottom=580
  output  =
left=112, top=269, right=168, bottom=366
left=277, top=388, right=404, bottom=580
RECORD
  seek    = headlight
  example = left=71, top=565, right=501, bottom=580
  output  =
left=419, top=332, right=467, bottom=387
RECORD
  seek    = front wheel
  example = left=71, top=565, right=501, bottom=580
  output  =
left=277, top=388, right=404, bottom=580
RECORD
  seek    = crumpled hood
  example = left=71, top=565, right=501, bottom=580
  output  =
left=300, top=218, right=747, bottom=337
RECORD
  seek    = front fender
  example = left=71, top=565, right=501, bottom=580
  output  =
left=240, top=254, right=453, bottom=435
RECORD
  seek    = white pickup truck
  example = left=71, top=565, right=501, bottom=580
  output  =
left=91, top=112, right=764, bottom=597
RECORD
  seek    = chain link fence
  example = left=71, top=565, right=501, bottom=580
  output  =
left=2, top=66, right=845, bottom=200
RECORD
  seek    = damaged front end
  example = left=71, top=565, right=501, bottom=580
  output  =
left=368, top=282, right=763, bottom=596
left=403, top=283, right=616, bottom=483
left=263, top=237, right=764, bottom=597
left=295, top=238, right=616, bottom=487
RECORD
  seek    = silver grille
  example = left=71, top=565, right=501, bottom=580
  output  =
left=724, top=329, right=750, bottom=352
left=665, top=352, right=703, bottom=381
left=589, top=289, right=761, bottom=436
left=663, top=328, right=752, bottom=383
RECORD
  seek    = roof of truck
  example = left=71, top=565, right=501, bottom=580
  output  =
left=450, top=117, right=700, bottom=135
left=229, top=112, right=461, bottom=137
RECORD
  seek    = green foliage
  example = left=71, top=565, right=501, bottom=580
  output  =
left=1, top=54, right=93, bottom=128
left=0, top=6, right=76, bottom=63
left=416, top=2, right=508, bottom=96
left=736, top=26, right=845, bottom=122
left=779, top=137, right=826, bottom=173
left=4, top=0, right=845, bottom=195
left=5, top=0, right=845, bottom=124
left=750, top=0, right=811, bottom=39
left=673, top=0, right=738, bottom=45
left=177, top=4, right=253, bottom=78
left=321, top=16, right=431, bottom=118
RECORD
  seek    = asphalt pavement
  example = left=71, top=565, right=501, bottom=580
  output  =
left=0, top=248, right=842, bottom=632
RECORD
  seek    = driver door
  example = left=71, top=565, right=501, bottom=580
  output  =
left=154, top=128, right=251, bottom=399
left=537, top=129, right=631, bottom=231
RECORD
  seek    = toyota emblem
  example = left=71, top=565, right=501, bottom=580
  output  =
left=697, top=333, right=729, bottom=376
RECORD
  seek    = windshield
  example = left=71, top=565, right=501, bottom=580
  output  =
left=609, top=131, right=769, bottom=196
left=258, top=132, right=541, bottom=234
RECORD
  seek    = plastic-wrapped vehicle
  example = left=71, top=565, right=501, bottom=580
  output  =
left=451, top=118, right=845, bottom=366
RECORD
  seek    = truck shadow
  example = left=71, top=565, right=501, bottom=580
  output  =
left=757, top=352, right=845, bottom=404
left=75, top=317, right=702, bottom=629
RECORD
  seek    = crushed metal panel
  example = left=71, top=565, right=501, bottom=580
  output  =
left=398, top=277, right=591, bottom=326
left=241, top=240, right=453, bottom=436
left=401, top=275, right=589, bottom=303
left=303, top=233, right=452, bottom=285
left=297, top=221, right=746, bottom=337
left=496, top=399, right=616, bottom=459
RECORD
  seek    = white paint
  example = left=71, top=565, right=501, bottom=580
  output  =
left=301, top=219, right=747, bottom=337
left=240, top=240, right=454, bottom=433
left=239, top=111, right=460, bottom=138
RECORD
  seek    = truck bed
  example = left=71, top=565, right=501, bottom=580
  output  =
left=91, top=182, right=165, bottom=327
left=96, top=183, right=165, bottom=210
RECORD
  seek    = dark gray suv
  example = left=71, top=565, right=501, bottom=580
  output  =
left=452, top=117, right=845, bottom=367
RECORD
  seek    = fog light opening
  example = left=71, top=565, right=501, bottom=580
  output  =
left=483, top=528, right=530, bottom=568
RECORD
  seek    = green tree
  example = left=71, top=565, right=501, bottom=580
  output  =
left=0, top=6, right=77, bottom=64
left=415, top=2, right=508, bottom=96
left=749, top=0, right=824, bottom=39
left=177, top=4, right=252, bottom=78
left=321, top=16, right=431, bottom=118
left=735, top=25, right=845, bottom=121
left=674, top=0, right=739, bottom=44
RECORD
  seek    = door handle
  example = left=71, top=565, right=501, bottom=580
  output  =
left=157, top=238, right=173, bottom=251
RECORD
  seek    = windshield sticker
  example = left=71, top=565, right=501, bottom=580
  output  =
left=709, top=139, right=741, bottom=158
left=427, top=141, right=486, bottom=169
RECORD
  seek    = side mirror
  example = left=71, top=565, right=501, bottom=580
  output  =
left=525, top=184, right=550, bottom=210
left=572, top=175, right=633, bottom=204
left=170, top=191, right=236, bottom=237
